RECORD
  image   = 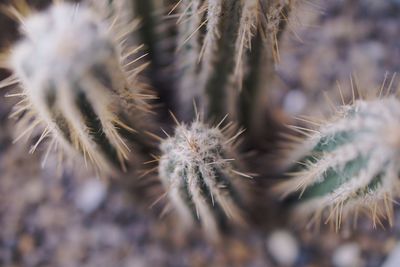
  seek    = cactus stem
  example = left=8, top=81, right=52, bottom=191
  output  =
left=0, top=2, right=154, bottom=174
left=158, top=116, right=249, bottom=237
left=276, top=95, right=400, bottom=229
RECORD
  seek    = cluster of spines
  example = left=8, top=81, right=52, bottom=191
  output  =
left=158, top=114, right=250, bottom=238
left=275, top=94, right=400, bottom=230
left=0, top=1, right=154, bottom=175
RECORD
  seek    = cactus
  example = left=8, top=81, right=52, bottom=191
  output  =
left=0, top=2, right=153, bottom=174
left=158, top=115, right=249, bottom=238
left=275, top=96, right=400, bottom=230
left=174, top=0, right=292, bottom=125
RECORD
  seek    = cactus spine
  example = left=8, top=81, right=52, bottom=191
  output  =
left=1, top=2, right=152, bottom=174
left=275, top=96, right=400, bottom=230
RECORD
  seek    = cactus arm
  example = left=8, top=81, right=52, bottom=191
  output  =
left=3, top=2, right=153, bottom=174
left=277, top=97, right=400, bottom=228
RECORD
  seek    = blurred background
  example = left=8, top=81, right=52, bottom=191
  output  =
left=1, top=0, right=400, bottom=266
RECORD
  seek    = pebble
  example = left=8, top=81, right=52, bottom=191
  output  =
left=332, top=243, right=362, bottom=267
left=18, top=234, right=35, bottom=254
left=382, top=243, right=400, bottom=267
left=283, top=90, right=307, bottom=116
left=75, top=178, right=107, bottom=214
left=267, top=230, right=299, bottom=266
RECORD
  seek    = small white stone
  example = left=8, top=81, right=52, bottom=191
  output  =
left=332, top=243, right=362, bottom=267
left=382, top=243, right=400, bottom=267
left=75, top=178, right=107, bottom=214
left=267, top=230, right=299, bottom=266
left=24, top=179, right=44, bottom=204
left=283, top=90, right=307, bottom=116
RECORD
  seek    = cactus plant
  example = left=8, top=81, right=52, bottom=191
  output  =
left=158, top=114, right=249, bottom=238
left=0, top=0, right=398, bottom=246
left=0, top=2, right=153, bottom=174
left=2, top=1, right=400, bottom=265
left=11, top=0, right=399, bottom=239
left=275, top=95, right=400, bottom=230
